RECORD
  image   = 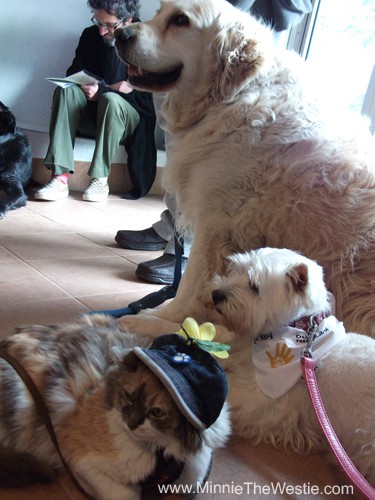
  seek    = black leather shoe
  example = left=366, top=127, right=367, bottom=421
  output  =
left=115, top=227, right=167, bottom=251
left=136, top=254, right=188, bottom=285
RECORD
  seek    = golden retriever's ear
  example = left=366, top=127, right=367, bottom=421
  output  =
left=212, top=19, right=269, bottom=100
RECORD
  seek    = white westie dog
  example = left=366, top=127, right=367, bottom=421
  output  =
left=211, top=247, right=375, bottom=486
left=117, top=247, right=375, bottom=485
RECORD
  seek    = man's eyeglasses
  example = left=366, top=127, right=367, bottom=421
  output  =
left=91, top=16, right=125, bottom=31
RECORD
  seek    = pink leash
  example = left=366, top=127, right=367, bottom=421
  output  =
left=300, top=328, right=375, bottom=500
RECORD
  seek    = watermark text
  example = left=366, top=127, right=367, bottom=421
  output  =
left=158, top=480, right=354, bottom=496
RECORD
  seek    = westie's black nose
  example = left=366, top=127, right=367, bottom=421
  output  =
left=212, top=290, right=226, bottom=305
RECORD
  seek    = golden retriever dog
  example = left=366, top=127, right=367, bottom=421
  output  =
left=115, top=0, right=375, bottom=337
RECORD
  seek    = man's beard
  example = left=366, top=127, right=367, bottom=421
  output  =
left=102, top=35, right=116, bottom=47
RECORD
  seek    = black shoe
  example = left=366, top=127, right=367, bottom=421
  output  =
left=136, top=254, right=188, bottom=285
left=115, top=227, right=167, bottom=251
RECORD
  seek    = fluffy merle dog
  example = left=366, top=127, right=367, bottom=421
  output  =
left=0, top=102, right=32, bottom=219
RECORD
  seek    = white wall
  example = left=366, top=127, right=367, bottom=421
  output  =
left=0, top=0, right=159, bottom=133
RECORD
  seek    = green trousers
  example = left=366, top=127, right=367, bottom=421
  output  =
left=44, top=85, right=140, bottom=178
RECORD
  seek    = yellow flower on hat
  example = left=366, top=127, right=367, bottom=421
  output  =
left=178, top=317, right=230, bottom=359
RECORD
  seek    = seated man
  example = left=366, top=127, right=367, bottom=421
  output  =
left=36, top=0, right=156, bottom=203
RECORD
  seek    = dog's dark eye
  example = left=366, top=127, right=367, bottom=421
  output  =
left=170, top=13, right=189, bottom=27
left=249, top=282, right=259, bottom=294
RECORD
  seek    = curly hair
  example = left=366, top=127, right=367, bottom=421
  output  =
left=87, top=0, right=140, bottom=19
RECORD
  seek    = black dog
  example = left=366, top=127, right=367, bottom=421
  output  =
left=0, top=102, right=32, bottom=219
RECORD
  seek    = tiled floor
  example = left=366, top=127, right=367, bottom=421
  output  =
left=0, top=191, right=165, bottom=338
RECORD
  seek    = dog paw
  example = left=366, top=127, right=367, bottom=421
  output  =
left=117, top=314, right=179, bottom=338
left=117, top=315, right=143, bottom=333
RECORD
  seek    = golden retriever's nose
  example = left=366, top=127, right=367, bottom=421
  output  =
left=212, top=290, right=226, bottom=305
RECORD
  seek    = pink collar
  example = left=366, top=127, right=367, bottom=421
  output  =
left=289, top=312, right=325, bottom=331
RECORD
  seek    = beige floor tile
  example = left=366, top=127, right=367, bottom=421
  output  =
left=27, top=195, right=128, bottom=232
left=1, top=232, right=117, bottom=261
left=1, top=298, right=90, bottom=339
left=86, top=194, right=165, bottom=222
left=122, top=250, right=165, bottom=265
left=0, top=207, right=69, bottom=235
left=0, top=245, right=23, bottom=262
left=26, top=194, right=93, bottom=216
left=0, top=192, right=166, bottom=336
left=66, top=232, right=122, bottom=257
left=76, top=287, right=162, bottom=312
left=28, top=193, right=166, bottom=233
left=76, top=231, right=136, bottom=252
left=77, top=232, right=164, bottom=261
left=27, top=256, right=141, bottom=296
left=0, top=261, right=71, bottom=307
left=32, top=205, right=129, bottom=234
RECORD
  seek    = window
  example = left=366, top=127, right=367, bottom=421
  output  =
left=288, top=0, right=375, bottom=131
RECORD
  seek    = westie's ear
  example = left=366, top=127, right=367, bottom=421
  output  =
left=287, top=264, right=308, bottom=292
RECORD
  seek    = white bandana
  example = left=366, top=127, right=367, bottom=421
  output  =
left=252, top=315, right=346, bottom=399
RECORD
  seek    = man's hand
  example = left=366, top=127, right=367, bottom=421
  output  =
left=80, top=84, right=99, bottom=101
left=108, top=81, right=133, bottom=94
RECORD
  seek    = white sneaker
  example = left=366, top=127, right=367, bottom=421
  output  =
left=35, top=177, right=69, bottom=201
left=83, top=178, right=109, bottom=202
